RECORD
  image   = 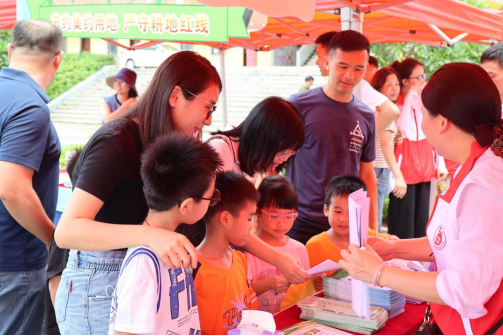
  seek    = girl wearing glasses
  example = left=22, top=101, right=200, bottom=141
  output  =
left=53, top=51, right=308, bottom=335
left=101, top=67, right=138, bottom=124
left=388, top=58, right=448, bottom=239
left=246, top=176, right=310, bottom=314
left=208, top=96, right=305, bottom=186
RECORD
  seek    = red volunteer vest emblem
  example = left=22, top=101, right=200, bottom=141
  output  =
left=433, top=226, right=446, bottom=250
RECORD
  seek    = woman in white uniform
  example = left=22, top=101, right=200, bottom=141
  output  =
left=339, top=63, right=503, bottom=335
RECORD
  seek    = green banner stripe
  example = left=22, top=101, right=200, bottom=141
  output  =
left=30, top=3, right=248, bottom=43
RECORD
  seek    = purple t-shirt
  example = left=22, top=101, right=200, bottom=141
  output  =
left=286, top=87, right=375, bottom=235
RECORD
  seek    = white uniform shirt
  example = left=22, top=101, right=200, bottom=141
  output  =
left=426, top=146, right=503, bottom=334
left=358, top=79, right=389, bottom=113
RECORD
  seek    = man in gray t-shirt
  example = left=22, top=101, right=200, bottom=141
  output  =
left=286, top=30, right=378, bottom=244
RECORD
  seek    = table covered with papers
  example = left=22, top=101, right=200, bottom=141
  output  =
left=273, top=291, right=426, bottom=335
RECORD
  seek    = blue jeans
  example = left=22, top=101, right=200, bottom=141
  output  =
left=0, top=267, right=46, bottom=334
left=55, top=249, right=126, bottom=335
left=374, top=167, right=391, bottom=233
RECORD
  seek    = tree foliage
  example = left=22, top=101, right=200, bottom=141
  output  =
left=371, top=42, right=488, bottom=75
left=370, top=0, right=500, bottom=75
left=0, top=30, right=12, bottom=68
left=46, top=53, right=114, bottom=99
left=460, top=0, right=502, bottom=9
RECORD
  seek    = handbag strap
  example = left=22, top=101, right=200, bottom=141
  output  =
left=486, top=315, right=503, bottom=335
left=422, top=303, right=432, bottom=324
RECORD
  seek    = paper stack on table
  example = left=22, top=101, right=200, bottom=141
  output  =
left=297, top=296, right=388, bottom=335
left=282, top=321, right=351, bottom=335
left=348, top=189, right=371, bottom=319
left=324, top=270, right=406, bottom=318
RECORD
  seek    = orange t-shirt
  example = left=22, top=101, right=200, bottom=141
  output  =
left=280, top=232, right=343, bottom=310
left=194, top=247, right=258, bottom=335
left=306, top=231, right=344, bottom=270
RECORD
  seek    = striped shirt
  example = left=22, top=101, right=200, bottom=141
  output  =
left=373, top=109, right=398, bottom=169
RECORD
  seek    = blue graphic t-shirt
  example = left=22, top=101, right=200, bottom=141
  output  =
left=109, top=246, right=200, bottom=335
left=286, top=87, right=375, bottom=234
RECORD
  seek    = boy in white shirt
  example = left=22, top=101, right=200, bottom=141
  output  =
left=109, top=133, right=222, bottom=335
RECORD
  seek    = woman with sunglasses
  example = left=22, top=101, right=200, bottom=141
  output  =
left=388, top=58, right=448, bottom=239
left=53, top=52, right=308, bottom=335
left=101, top=67, right=138, bottom=124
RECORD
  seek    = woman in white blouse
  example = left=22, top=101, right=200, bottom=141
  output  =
left=340, top=63, right=503, bottom=335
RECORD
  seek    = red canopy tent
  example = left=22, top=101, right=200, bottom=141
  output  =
left=2, top=0, right=501, bottom=125
left=196, top=0, right=503, bottom=50
left=0, top=0, right=15, bottom=30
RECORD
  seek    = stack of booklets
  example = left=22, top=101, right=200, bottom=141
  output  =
left=324, top=270, right=406, bottom=318
left=282, top=321, right=351, bottom=335
left=297, top=296, right=388, bottom=335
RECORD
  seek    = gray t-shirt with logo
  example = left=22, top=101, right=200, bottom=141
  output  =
left=286, top=86, right=375, bottom=236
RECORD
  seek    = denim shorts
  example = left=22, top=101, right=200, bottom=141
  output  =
left=55, top=249, right=126, bottom=335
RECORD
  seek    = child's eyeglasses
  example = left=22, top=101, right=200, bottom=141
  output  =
left=260, top=209, right=298, bottom=223
left=173, top=189, right=221, bottom=208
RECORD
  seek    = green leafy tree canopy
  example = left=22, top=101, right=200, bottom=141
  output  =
left=0, top=30, right=12, bottom=68
left=370, top=0, right=500, bottom=74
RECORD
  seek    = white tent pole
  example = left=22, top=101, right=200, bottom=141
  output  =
left=340, top=7, right=363, bottom=100
left=334, top=0, right=416, bottom=13
left=219, top=49, right=228, bottom=128
left=428, top=24, right=468, bottom=46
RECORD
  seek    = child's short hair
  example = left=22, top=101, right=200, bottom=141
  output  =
left=257, top=175, right=298, bottom=211
left=204, top=171, right=259, bottom=223
left=324, top=175, right=367, bottom=205
left=141, top=133, right=222, bottom=212
left=66, top=146, right=82, bottom=181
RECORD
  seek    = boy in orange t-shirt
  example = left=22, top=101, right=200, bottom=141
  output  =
left=194, top=172, right=259, bottom=335
left=307, top=175, right=394, bottom=291
left=280, top=175, right=394, bottom=310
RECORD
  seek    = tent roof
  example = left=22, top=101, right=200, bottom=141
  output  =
left=198, top=0, right=503, bottom=50
left=0, top=0, right=15, bottom=30
left=1, top=0, right=501, bottom=51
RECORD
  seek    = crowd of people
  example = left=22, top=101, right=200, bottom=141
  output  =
left=1, top=18, right=502, bottom=335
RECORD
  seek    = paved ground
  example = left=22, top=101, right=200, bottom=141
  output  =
left=54, top=123, right=100, bottom=147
